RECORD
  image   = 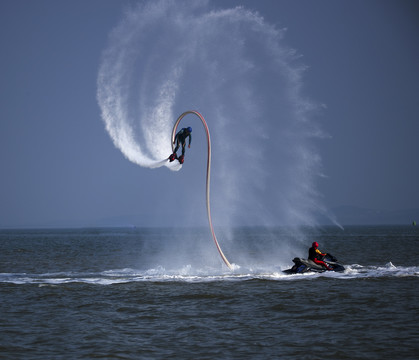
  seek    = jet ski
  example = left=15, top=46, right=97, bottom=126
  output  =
left=283, top=253, right=345, bottom=274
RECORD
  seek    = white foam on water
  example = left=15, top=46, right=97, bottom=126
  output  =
left=2, top=263, right=418, bottom=285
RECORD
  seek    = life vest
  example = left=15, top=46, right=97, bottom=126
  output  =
left=308, top=247, right=323, bottom=261
left=176, top=128, right=191, bottom=144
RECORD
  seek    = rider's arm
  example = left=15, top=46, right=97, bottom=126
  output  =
left=316, top=248, right=326, bottom=257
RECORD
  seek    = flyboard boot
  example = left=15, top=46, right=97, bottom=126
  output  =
left=168, top=153, right=177, bottom=162
left=178, top=155, right=184, bottom=164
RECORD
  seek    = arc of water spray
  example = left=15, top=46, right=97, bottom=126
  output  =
left=171, top=111, right=233, bottom=270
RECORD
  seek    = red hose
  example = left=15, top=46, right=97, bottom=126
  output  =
left=171, top=111, right=232, bottom=269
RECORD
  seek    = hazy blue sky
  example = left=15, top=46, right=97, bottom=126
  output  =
left=1, top=0, right=418, bottom=228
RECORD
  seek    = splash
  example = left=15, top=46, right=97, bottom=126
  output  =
left=2, top=263, right=418, bottom=285
left=97, top=0, right=325, bottom=239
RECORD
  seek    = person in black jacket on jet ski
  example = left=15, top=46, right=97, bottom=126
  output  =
left=309, top=242, right=332, bottom=271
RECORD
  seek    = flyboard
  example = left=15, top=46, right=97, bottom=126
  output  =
left=170, top=111, right=233, bottom=270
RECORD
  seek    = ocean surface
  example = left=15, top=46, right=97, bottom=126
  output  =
left=1, top=225, right=418, bottom=359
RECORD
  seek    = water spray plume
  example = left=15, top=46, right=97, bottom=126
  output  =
left=97, top=0, right=328, bottom=267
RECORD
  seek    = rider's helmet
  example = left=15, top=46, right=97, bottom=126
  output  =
left=312, top=241, right=319, bottom=248
left=187, top=127, right=192, bottom=133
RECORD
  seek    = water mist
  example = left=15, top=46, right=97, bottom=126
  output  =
left=97, top=0, right=326, bottom=269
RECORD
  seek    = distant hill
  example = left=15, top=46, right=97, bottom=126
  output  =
left=320, top=206, right=419, bottom=226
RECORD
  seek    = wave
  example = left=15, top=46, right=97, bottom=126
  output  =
left=1, top=263, right=418, bottom=285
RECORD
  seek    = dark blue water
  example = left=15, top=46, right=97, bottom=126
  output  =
left=1, top=226, right=418, bottom=359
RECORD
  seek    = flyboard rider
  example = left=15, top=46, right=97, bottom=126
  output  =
left=169, top=127, right=192, bottom=164
left=308, top=242, right=332, bottom=271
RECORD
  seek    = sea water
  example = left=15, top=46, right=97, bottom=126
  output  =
left=1, top=225, right=418, bottom=359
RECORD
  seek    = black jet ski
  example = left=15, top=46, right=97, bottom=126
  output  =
left=283, top=253, right=345, bottom=274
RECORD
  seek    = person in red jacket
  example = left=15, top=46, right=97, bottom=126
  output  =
left=308, top=242, right=332, bottom=270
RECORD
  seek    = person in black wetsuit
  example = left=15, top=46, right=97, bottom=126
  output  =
left=308, top=242, right=332, bottom=270
left=169, top=127, right=192, bottom=163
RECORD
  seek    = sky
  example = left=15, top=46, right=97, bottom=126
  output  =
left=1, top=0, right=418, bottom=228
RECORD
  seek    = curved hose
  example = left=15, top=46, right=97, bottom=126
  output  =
left=171, top=111, right=232, bottom=269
